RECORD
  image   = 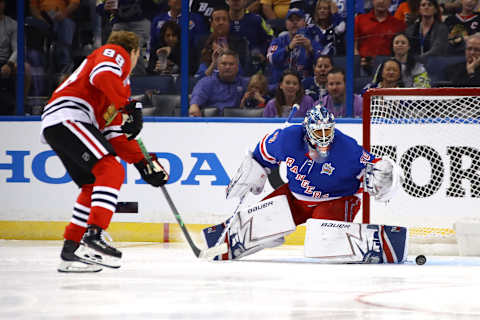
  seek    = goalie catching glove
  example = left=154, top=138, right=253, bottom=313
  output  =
left=363, top=157, right=403, bottom=202
left=134, top=153, right=168, bottom=187
left=121, top=100, right=143, bottom=140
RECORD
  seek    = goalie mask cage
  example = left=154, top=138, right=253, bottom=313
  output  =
left=362, top=88, right=480, bottom=255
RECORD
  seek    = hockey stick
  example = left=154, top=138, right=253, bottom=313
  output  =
left=206, top=104, right=300, bottom=259
left=136, top=138, right=227, bottom=259
left=105, top=107, right=225, bottom=258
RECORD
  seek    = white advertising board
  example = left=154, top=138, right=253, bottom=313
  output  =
left=0, top=120, right=360, bottom=224
left=2, top=119, right=478, bottom=232
left=370, top=122, right=480, bottom=228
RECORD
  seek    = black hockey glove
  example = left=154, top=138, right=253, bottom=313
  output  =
left=121, top=100, right=143, bottom=140
left=134, top=153, right=169, bottom=187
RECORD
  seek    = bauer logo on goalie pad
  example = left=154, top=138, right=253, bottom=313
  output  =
left=320, top=222, right=350, bottom=229
left=247, top=200, right=274, bottom=214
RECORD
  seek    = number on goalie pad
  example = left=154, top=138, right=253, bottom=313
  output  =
left=226, top=152, right=270, bottom=199
left=203, top=195, right=296, bottom=260
left=304, top=219, right=408, bottom=263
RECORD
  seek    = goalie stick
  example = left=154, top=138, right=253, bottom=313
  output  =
left=207, top=104, right=300, bottom=258
left=137, top=138, right=227, bottom=259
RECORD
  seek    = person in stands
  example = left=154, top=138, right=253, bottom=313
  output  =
left=263, top=69, right=315, bottom=118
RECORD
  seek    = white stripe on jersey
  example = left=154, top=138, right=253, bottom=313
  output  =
left=73, top=207, right=90, bottom=221
left=92, top=186, right=119, bottom=212
left=93, top=186, right=120, bottom=196
left=73, top=121, right=110, bottom=155
left=89, top=61, right=123, bottom=85
left=41, top=96, right=98, bottom=136
left=102, top=124, right=123, bottom=140
left=92, top=192, right=118, bottom=203
left=91, top=201, right=116, bottom=212
left=62, top=121, right=108, bottom=159
left=71, top=216, right=88, bottom=228
left=74, top=202, right=91, bottom=214
left=259, top=134, right=277, bottom=164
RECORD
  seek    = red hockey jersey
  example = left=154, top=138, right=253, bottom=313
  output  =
left=41, top=44, right=144, bottom=164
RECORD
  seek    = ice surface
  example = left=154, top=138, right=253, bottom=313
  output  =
left=1, top=240, right=480, bottom=320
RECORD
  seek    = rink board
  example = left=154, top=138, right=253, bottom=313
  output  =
left=0, top=119, right=336, bottom=242
left=1, top=118, right=478, bottom=241
left=0, top=220, right=307, bottom=245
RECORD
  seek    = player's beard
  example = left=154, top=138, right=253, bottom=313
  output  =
left=308, top=145, right=329, bottom=163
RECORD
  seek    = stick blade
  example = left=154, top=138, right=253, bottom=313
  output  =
left=199, top=243, right=229, bottom=260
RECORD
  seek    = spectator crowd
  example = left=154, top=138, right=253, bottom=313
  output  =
left=2, top=0, right=480, bottom=116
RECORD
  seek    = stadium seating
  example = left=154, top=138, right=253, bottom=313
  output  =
left=146, top=94, right=181, bottom=116
left=173, top=76, right=198, bottom=94
left=202, top=107, right=220, bottom=117
left=173, top=106, right=220, bottom=117
left=424, top=55, right=465, bottom=86
left=223, top=107, right=264, bottom=117
left=130, top=75, right=176, bottom=95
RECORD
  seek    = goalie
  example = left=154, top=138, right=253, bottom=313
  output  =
left=203, top=105, right=407, bottom=263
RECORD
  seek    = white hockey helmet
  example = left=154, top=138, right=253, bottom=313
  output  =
left=303, top=105, right=335, bottom=151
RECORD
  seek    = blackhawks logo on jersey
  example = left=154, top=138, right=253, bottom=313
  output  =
left=103, top=104, right=117, bottom=124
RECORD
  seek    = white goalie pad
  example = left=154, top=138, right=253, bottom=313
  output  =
left=226, top=152, right=270, bottom=199
left=304, top=219, right=408, bottom=264
left=228, top=195, right=296, bottom=259
left=364, top=157, right=403, bottom=202
left=454, top=217, right=480, bottom=256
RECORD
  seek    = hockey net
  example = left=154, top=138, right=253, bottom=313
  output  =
left=362, top=88, right=480, bottom=255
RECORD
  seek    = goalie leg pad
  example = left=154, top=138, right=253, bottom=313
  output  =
left=203, top=219, right=231, bottom=261
left=304, top=219, right=408, bottom=263
left=203, top=195, right=295, bottom=260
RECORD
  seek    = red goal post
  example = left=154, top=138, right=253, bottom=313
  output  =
left=362, top=88, right=480, bottom=254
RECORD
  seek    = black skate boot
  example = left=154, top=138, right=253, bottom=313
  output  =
left=82, top=225, right=122, bottom=268
left=57, top=239, right=103, bottom=273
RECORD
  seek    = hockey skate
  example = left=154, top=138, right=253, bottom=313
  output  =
left=81, top=225, right=122, bottom=268
left=57, top=240, right=103, bottom=273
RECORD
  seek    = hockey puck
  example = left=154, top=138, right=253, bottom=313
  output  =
left=415, top=255, right=426, bottom=265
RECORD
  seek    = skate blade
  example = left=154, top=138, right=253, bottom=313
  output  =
left=77, top=245, right=121, bottom=269
left=57, top=260, right=103, bottom=273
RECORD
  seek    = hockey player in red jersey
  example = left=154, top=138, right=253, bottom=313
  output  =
left=40, top=31, right=168, bottom=273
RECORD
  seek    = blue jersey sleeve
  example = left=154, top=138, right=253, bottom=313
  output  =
left=267, top=37, right=288, bottom=66
left=343, top=132, right=376, bottom=175
left=252, top=128, right=286, bottom=168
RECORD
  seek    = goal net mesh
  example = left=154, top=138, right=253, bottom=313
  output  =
left=364, top=89, right=480, bottom=254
